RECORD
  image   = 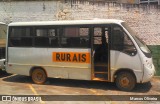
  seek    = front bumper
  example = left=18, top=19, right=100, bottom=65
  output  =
left=142, top=64, right=155, bottom=83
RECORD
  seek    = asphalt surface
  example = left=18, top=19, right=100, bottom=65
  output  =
left=0, top=71, right=160, bottom=104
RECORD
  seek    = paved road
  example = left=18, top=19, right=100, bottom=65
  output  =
left=0, top=71, right=160, bottom=104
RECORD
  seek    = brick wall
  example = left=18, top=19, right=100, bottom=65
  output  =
left=0, top=0, right=160, bottom=45
left=1, top=1, right=159, bottom=45
left=68, top=2, right=160, bottom=45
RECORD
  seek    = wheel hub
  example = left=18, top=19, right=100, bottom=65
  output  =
left=120, top=77, right=130, bottom=87
left=36, top=72, right=43, bottom=80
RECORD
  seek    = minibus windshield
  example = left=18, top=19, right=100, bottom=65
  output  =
left=121, top=22, right=151, bottom=56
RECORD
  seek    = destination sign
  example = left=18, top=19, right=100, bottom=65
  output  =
left=52, top=52, right=90, bottom=63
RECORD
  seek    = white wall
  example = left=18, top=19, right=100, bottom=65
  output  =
left=0, top=1, right=59, bottom=23
left=0, top=1, right=160, bottom=45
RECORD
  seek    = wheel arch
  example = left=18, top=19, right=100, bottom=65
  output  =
left=29, top=66, right=48, bottom=77
left=113, top=68, right=137, bottom=83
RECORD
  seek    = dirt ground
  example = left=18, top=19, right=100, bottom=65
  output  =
left=0, top=71, right=160, bottom=104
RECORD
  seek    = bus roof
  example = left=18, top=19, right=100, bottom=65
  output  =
left=8, top=19, right=124, bottom=26
left=0, top=22, right=6, bottom=25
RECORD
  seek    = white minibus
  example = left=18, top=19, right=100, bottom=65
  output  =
left=6, top=19, right=155, bottom=91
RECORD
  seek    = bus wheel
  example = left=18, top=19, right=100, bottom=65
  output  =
left=31, top=68, right=47, bottom=84
left=115, top=71, right=136, bottom=91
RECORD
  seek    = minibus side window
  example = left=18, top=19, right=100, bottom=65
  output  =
left=94, top=27, right=102, bottom=45
left=61, top=27, right=90, bottom=48
left=34, top=27, right=59, bottom=47
left=9, top=27, right=32, bottom=47
left=112, top=26, right=137, bottom=56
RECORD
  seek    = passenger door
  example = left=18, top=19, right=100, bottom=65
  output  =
left=92, top=26, right=110, bottom=81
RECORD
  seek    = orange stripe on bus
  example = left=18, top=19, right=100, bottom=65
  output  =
left=52, top=52, right=90, bottom=63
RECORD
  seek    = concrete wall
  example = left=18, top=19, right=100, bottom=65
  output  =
left=0, top=1, right=58, bottom=22
left=0, top=1, right=160, bottom=45
left=0, top=0, right=160, bottom=75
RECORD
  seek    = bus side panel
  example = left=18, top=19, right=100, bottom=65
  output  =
left=110, top=50, right=143, bottom=83
left=6, top=47, right=91, bottom=80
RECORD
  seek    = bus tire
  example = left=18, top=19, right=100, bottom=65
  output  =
left=31, top=68, right=47, bottom=84
left=115, top=71, right=136, bottom=91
